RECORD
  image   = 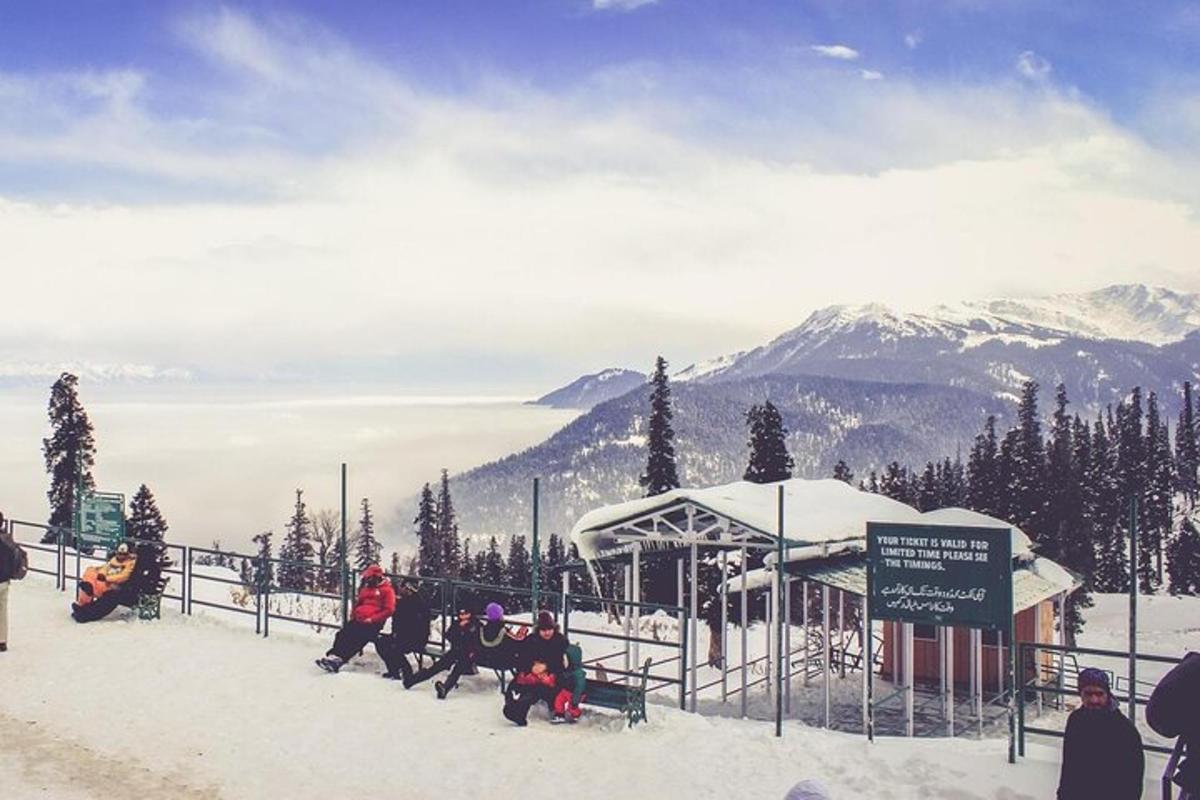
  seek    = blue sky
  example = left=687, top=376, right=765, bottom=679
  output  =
left=1, top=2, right=1198, bottom=389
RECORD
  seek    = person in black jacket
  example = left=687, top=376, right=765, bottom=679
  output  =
left=378, top=580, right=431, bottom=681
left=1057, top=667, right=1144, bottom=800
left=1147, top=651, right=1200, bottom=795
left=404, top=605, right=481, bottom=699
left=503, top=610, right=568, bottom=726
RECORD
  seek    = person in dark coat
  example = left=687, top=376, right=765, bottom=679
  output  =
left=378, top=580, right=431, bottom=681
left=1057, top=667, right=1144, bottom=800
left=503, top=610, right=568, bottom=726
left=404, top=605, right=481, bottom=698
left=1147, top=651, right=1200, bottom=795
left=316, top=564, right=395, bottom=673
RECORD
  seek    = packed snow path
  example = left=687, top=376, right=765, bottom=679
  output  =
left=0, top=579, right=1103, bottom=799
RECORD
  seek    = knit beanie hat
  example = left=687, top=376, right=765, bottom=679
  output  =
left=1078, top=667, right=1111, bottom=693
left=784, top=779, right=832, bottom=800
left=536, top=610, right=556, bottom=630
left=485, top=602, right=505, bottom=622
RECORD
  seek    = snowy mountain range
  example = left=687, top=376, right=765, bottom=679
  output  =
left=448, top=284, right=1200, bottom=539
left=527, top=368, right=646, bottom=409
left=0, top=361, right=194, bottom=387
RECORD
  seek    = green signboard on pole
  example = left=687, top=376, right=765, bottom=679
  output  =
left=867, top=522, right=1013, bottom=631
left=78, top=492, right=126, bottom=552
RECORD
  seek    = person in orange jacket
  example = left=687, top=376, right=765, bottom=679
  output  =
left=72, top=542, right=138, bottom=623
left=316, top=564, right=395, bottom=673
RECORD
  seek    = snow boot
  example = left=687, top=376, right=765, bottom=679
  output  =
left=316, top=656, right=343, bottom=674
left=503, top=703, right=528, bottom=727
left=550, top=714, right=567, bottom=725
left=435, top=681, right=448, bottom=699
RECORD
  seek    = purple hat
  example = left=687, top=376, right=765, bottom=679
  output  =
left=1078, top=667, right=1111, bottom=693
left=485, top=602, right=505, bottom=622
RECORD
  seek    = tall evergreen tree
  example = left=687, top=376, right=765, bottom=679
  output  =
left=879, top=462, right=913, bottom=505
left=414, top=483, right=440, bottom=577
left=1143, top=394, right=1173, bottom=591
left=1010, top=380, right=1048, bottom=545
left=126, top=484, right=172, bottom=594
left=436, top=469, right=462, bottom=578
left=966, top=416, right=999, bottom=516
left=354, top=498, right=381, bottom=571
left=640, top=356, right=680, bottom=497
left=940, top=456, right=966, bottom=507
left=1176, top=381, right=1199, bottom=505
left=1042, top=385, right=1075, bottom=563
left=460, top=539, right=475, bottom=582
left=743, top=400, right=794, bottom=483
left=42, top=372, right=97, bottom=544
left=483, top=536, right=505, bottom=586
left=252, top=531, right=275, bottom=590
left=278, top=489, right=315, bottom=591
left=1061, top=414, right=1095, bottom=640
left=832, top=460, right=854, bottom=484
left=1167, top=516, right=1200, bottom=595
left=916, top=462, right=939, bottom=511
left=1092, top=411, right=1129, bottom=592
left=505, top=535, right=532, bottom=609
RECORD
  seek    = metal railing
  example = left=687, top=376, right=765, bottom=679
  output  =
left=1017, top=641, right=1184, bottom=757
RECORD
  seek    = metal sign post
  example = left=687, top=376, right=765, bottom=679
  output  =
left=531, top=477, right=540, bottom=613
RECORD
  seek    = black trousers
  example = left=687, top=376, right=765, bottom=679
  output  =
left=72, top=592, right=122, bottom=624
left=503, top=680, right=557, bottom=725
left=327, top=621, right=383, bottom=661
left=408, top=651, right=473, bottom=693
left=375, top=637, right=417, bottom=681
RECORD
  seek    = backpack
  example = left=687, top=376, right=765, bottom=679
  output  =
left=1, top=538, right=26, bottom=581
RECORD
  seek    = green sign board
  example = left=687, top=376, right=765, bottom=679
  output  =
left=78, top=492, right=126, bottom=551
left=866, top=522, right=1013, bottom=631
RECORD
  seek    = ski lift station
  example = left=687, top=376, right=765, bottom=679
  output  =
left=568, top=478, right=1080, bottom=739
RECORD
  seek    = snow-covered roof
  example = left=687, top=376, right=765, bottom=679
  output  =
left=569, top=478, right=1033, bottom=562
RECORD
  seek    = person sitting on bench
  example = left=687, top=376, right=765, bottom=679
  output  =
left=552, top=642, right=587, bottom=722
left=404, top=605, right=481, bottom=698
left=72, top=542, right=138, bottom=623
left=316, top=564, right=395, bottom=673
left=503, top=611, right=568, bottom=726
left=378, top=579, right=431, bottom=681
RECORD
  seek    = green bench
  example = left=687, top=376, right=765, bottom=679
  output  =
left=583, top=658, right=651, bottom=727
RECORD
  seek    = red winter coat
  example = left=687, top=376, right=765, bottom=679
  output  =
left=351, top=566, right=395, bottom=626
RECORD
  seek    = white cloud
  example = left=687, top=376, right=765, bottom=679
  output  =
left=1, top=10, right=1198, bottom=385
left=593, top=0, right=658, bottom=10
left=1016, top=50, right=1052, bottom=80
left=904, top=31, right=923, bottom=50
left=811, top=44, right=860, bottom=61
left=860, top=69, right=884, bottom=81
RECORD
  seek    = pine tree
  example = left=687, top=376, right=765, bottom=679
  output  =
left=879, top=462, right=913, bottom=505
left=354, top=498, right=381, bottom=571
left=1061, top=414, right=1095, bottom=640
left=1114, top=389, right=1147, bottom=555
left=436, top=469, right=462, bottom=578
left=1142, top=394, right=1173, bottom=591
left=42, top=372, right=97, bottom=544
left=1167, top=516, right=1200, bottom=595
left=505, top=534, right=532, bottom=610
left=279, top=489, right=314, bottom=591
left=916, top=462, right=938, bottom=511
left=940, top=456, right=966, bottom=507
left=832, top=460, right=854, bottom=484
left=1092, top=411, right=1129, bottom=592
left=252, top=531, right=274, bottom=590
left=1010, top=380, right=1048, bottom=545
left=460, top=539, right=474, bottom=582
left=640, top=356, right=680, bottom=497
left=1042, top=385, right=1075, bottom=563
left=389, top=551, right=402, bottom=577
left=126, top=484, right=172, bottom=594
left=1176, top=381, right=1199, bottom=505
left=414, top=483, right=440, bottom=577
left=743, top=400, right=794, bottom=483
left=966, top=416, right=999, bottom=516
left=483, top=536, right=505, bottom=586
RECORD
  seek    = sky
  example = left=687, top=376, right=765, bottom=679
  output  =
left=2, top=0, right=1200, bottom=392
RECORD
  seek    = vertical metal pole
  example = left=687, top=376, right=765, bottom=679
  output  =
left=186, top=547, right=193, bottom=616
left=531, top=477, right=540, bottom=612
left=677, top=554, right=686, bottom=708
left=765, top=588, right=772, bottom=697
left=560, top=569, right=569, bottom=620
left=940, top=627, right=947, bottom=721
left=1008, top=615, right=1017, bottom=764
left=974, top=629, right=983, bottom=737
left=720, top=549, right=729, bottom=703
left=740, top=545, right=748, bottom=718
left=904, top=622, right=914, bottom=737
left=623, top=562, right=632, bottom=678
left=946, top=626, right=955, bottom=736
left=631, top=543, right=641, bottom=671
left=823, top=584, right=831, bottom=729
left=1128, top=496, right=1138, bottom=724
left=340, top=463, right=348, bottom=625
left=865, top=593, right=873, bottom=740
left=838, top=589, right=846, bottom=678
left=802, top=580, right=810, bottom=686
left=1057, top=592, right=1066, bottom=710
left=785, top=576, right=792, bottom=714
left=689, top=541, right=698, bottom=713
left=775, top=484, right=785, bottom=738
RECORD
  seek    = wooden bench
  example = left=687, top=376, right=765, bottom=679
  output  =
left=583, top=658, right=651, bottom=727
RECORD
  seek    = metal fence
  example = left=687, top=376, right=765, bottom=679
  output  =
left=10, top=520, right=687, bottom=705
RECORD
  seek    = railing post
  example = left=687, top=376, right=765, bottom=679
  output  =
left=183, top=546, right=190, bottom=614
left=1018, top=643, right=1026, bottom=757
left=679, top=604, right=688, bottom=711
left=262, top=563, right=271, bottom=639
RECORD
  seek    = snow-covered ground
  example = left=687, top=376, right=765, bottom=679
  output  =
left=1, top=577, right=1189, bottom=799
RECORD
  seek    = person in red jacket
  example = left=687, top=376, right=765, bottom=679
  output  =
left=316, top=564, right=395, bottom=673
